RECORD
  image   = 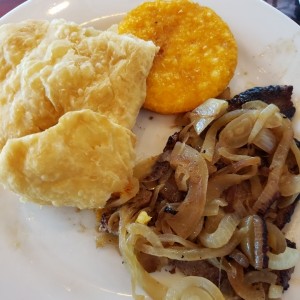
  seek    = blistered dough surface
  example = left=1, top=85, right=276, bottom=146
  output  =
left=0, top=19, right=157, bottom=208
left=0, top=19, right=157, bottom=148
left=0, top=110, right=138, bottom=209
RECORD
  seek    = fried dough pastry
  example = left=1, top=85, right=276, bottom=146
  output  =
left=119, top=0, right=238, bottom=114
left=0, top=19, right=157, bottom=148
left=0, top=110, right=138, bottom=209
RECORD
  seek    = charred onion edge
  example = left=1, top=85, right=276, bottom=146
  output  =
left=163, top=132, right=180, bottom=152
left=253, top=215, right=269, bottom=270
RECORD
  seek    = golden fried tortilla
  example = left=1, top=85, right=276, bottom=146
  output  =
left=0, top=109, right=138, bottom=209
left=0, top=19, right=157, bottom=149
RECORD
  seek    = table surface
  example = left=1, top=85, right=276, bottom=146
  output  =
left=0, top=0, right=299, bottom=23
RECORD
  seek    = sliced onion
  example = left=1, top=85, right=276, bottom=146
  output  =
left=174, top=165, right=190, bottom=191
left=167, top=142, right=209, bottom=239
left=113, top=97, right=300, bottom=300
left=207, top=158, right=259, bottom=202
left=266, top=222, right=286, bottom=254
left=268, top=247, right=300, bottom=270
left=218, top=146, right=251, bottom=162
left=219, top=110, right=258, bottom=148
left=265, top=112, right=283, bottom=128
left=229, top=249, right=249, bottom=268
left=127, top=223, right=163, bottom=248
left=158, top=233, right=198, bottom=249
left=253, top=118, right=294, bottom=214
left=200, top=213, right=240, bottom=248
left=268, top=284, right=283, bottom=299
left=240, top=215, right=268, bottom=270
left=277, top=194, right=298, bottom=209
left=291, top=139, right=300, bottom=169
left=248, top=103, right=279, bottom=143
left=189, top=98, right=228, bottom=135
left=227, top=261, right=265, bottom=300
left=187, top=217, right=205, bottom=241
left=279, top=173, right=300, bottom=196
left=165, top=276, right=225, bottom=300
left=137, top=228, right=247, bottom=261
left=203, top=211, right=225, bottom=233
left=244, top=270, right=277, bottom=285
left=208, top=257, right=237, bottom=275
left=201, top=110, right=244, bottom=162
left=213, top=156, right=261, bottom=177
left=203, top=198, right=227, bottom=217
left=226, top=184, right=252, bottom=218
left=250, top=175, right=263, bottom=201
left=118, top=207, right=167, bottom=300
left=252, top=128, right=277, bottom=153
left=241, top=100, right=268, bottom=110
left=149, top=183, right=164, bottom=208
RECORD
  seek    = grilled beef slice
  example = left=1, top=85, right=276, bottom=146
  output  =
left=228, top=85, right=294, bottom=118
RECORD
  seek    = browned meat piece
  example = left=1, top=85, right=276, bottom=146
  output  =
left=159, top=176, right=185, bottom=203
left=274, top=194, right=300, bottom=230
left=142, top=161, right=170, bottom=182
left=275, top=239, right=297, bottom=290
left=99, top=207, right=118, bottom=234
left=255, top=191, right=281, bottom=217
left=276, top=267, right=295, bottom=290
left=136, top=252, right=162, bottom=273
left=228, top=85, right=295, bottom=118
left=170, top=259, right=225, bottom=286
left=163, top=132, right=179, bottom=152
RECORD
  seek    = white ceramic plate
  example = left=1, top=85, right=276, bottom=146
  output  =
left=0, top=0, right=300, bottom=299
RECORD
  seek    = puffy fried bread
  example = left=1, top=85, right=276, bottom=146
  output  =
left=0, top=19, right=157, bottom=149
left=0, top=109, right=138, bottom=209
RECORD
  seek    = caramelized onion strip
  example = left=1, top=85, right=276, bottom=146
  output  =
left=252, top=128, right=277, bottom=153
left=166, top=142, right=208, bottom=239
left=165, top=276, right=225, bottom=300
left=268, top=284, right=283, bottom=299
left=291, top=139, right=300, bottom=168
left=203, top=198, right=227, bottom=216
left=248, top=103, right=279, bottom=143
left=200, top=213, right=240, bottom=248
left=279, top=173, right=300, bottom=196
left=218, top=147, right=251, bottom=162
left=227, top=261, right=265, bottom=300
left=268, top=247, right=300, bottom=270
left=219, top=110, right=258, bottom=148
left=266, top=222, right=287, bottom=254
left=244, top=270, right=277, bottom=285
left=189, top=98, right=228, bottom=135
left=119, top=207, right=167, bottom=300
left=201, top=110, right=245, bottom=162
left=207, top=158, right=259, bottom=202
left=158, top=233, right=198, bottom=249
left=136, top=228, right=247, bottom=261
left=253, top=118, right=294, bottom=214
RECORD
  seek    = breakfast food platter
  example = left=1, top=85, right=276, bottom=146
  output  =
left=0, top=0, right=300, bottom=300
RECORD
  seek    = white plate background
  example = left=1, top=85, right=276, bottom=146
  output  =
left=0, top=0, right=300, bottom=299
